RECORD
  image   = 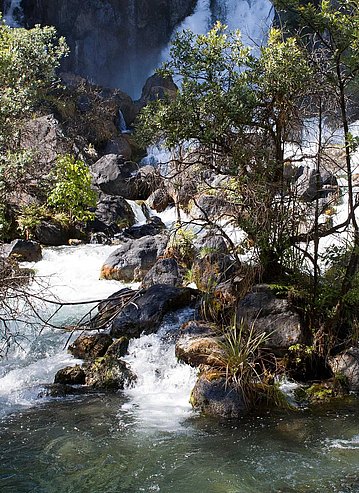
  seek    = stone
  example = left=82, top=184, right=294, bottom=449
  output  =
left=110, top=284, right=196, bottom=338
left=190, top=373, right=247, bottom=418
left=123, top=216, right=166, bottom=239
left=236, top=284, right=303, bottom=351
left=68, top=333, right=113, bottom=360
left=34, top=220, right=72, bottom=246
left=84, top=356, right=136, bottom=390
left=147, top=188, right=173, bottom=213
left=54, top=365, right=86, bottom=385
left=103, top=136, right=132, bottom=160
left=105, top=337, right=129, bottom=358
left=137, top=74, right=178, bottom=107
left=89, top=194, right=136, bottom=235
left=91, top=155, right=140, bottom=198
left=100, top=234, right=168, bottom=282
left=141, top=257, right=182, bottom=289
left=329, top=348, right=359, bottom=392
left=1, top=239, right=42, bottom=262
left=175, top=321, right=222, bottom=367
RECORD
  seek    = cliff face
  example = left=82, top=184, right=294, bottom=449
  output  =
left=19, top=0, right=197, bottom=97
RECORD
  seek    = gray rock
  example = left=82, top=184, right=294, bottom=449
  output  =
left=1, top=239, right=42, bottom=262
left=123, top=216, right=166, bottom=240
left=110, top=284, right=196, bottom=338
left=91, top=155, right=139, bottom=198
left=237, top=284, right=303, bottom=351
left=147, top=188, right=173, bottom=213
left=34, top=221, right=72, bottom=246
left=100, top=234, right=168, bottom=282
left=191, top=373, right=247, bottom=418
left=141, top=257, right=182, bottom=289
left=89, top=194, right=136, bottom=235
left=329, top=348, right=359, bottom=392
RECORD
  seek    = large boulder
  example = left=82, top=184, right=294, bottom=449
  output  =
left=84, top=356, right=136, bottom=390
left=122, top=216, right=166, bottom=239
left=100, top=234, right=168, bottom=282
left=175, top=321, right=221, bottom=367
left=141, top=257, right=182, bottom=289
left=110, top=284, right=196, bottom=338
left=34, top=220, right=72, bottom=246
left=329, top=348, right=359, bottom=392
left=236, top=284, right=304, bottom=351
left=191, top=372, right=247, bottom=418
left=1, top=239, right=42, bottom=262
left=91, top=155, right=154, bottom=200
left=68, top=333, right=114, bottom=360
left=137, top=74, right=177, bottom=108
left=89, top=194, right=136, bottom=235
left=54, top=365, right=86, bottom=385
left=147, top=188, right=173, bottom=213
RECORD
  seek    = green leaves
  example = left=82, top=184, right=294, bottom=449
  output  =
left=47, top=155, right=97, bottom=222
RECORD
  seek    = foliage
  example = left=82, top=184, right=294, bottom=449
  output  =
left=165, top=227, right=196, bottom=268
left=47, top=155, right=97, bottom=222
left=17, top=204, right=70, bottom=238
left=0, top=16, right=68, bottom=145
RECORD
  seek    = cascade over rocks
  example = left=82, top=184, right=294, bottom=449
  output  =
left=100, top=233, right=169, bottom=282
left=21, top=0, right=197, bottom=97
left=110, top=284, right=196, bottom=338
left=237, top=284, right=304, bottom=352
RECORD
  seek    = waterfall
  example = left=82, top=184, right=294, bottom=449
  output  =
left=118, top=110, right=130, bottom=134
left=3, top=0, right=23, bottom=27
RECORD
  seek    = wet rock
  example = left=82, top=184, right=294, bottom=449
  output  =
left=147, top=188, right=173, bottom=213
left=175, top=321, right=221, bottom=367
left=38, top=383, right=90, bottom=398
left=237, top=284, right=303, bottom=351
left=110, top=284, right=196, bottom=338
left=34, top=220, right=71, bottom=246
left=89, top=194, right=136, bottom=235
left=1, top=239, right=42, bottom=262
left=329, top=348, right=359, bottom=392
left=141, top=257, right=182, bottom=289
left=105, top=337, right=129, bottom=358
left=123, top=216, right=166, bottom=239
left=84, top=356, right=136, bottom=390
left=100, top=234, right=168, bottom=282
left=68, top=334, right=113, bottom=360
left=191, top=372, right=247, bottom=418
left=54, top=365, right=86, bottom=385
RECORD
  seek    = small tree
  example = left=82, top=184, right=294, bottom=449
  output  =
left=47, top=155, right=97, bottom=222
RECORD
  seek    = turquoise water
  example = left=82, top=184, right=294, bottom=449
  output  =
left=1, top=395, right=358, bottom=493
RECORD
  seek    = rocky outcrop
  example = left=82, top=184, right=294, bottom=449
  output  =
left=100, top=234, right=168, bottom=281
left=89, top=194, right=136, bottom=235
left=22, top=0, right=197, bottom=98
left=68, top=333, right=114, bottom=360
left=175, top=321, right=221, bottom=367
left=84, top=356, right=136, bottom=389
left=329, top=348, right=359, bottom=392
left=141, top=257, right=182, bottom=289
left=0, top=239, right=42, bottom=262
left=91, top=155, right=154, bottom=200
left=136, top=74, right=178, bottom=108
left=237, top=284, right=304, bottom=352
left=110, top=284, right=196, bottom=338
left=123, top=216, right=166, bottom=240
left=191, top=372, right=247, bottom=418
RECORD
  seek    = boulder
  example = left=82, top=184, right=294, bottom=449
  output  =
left=91, top=156, right=156, bottom=200
left=54, top=365, right=86, bottom=385
left=176, top=333, right=222, bottom=367
left=106, top=337, right=129, bottom=358
left=100, top=234, right=168, bottom=282
left=84, top=356, right=136, bottom=390
left=329, top=348, right=359, bottom=392
left=123, top=216, right=166, bottom=239
left=68, top=333, right=113, bottom=360
left=89, top=194, right=136, bottom=235
left=189, top=194, right=233, bottom=220
left=191, top=372, right=247, bottom=418
left=141, top=257, right=182, bottom=289
left=110, top=284, right=196, bottom=338
left=1, top=239, right=42, bottom=262
left=103, top=136, right=133, bottom=160
left=34, top=220, right=72, bottom=246
left=147, top=188, right=173, bottom=213
left=236, top=284, right=304, bottom=351
left=137, top=74, right=177, bottom=108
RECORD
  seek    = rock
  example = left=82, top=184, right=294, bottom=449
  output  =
left=22, top=1, right=196, bottom=98
left=89, top=194, right=136, bottom=235
left=137, top=74, right=177, bottom=108
left=68, top=334, right=113, bottom=360
left=141, top=257, right=182, bottom=289
left=20, top=114, right=72, bottom=171
left=147, top=188, right=173, bottom=212
left=123, top=216, right=166, bottom=239
left=1, top=239, right=42, bottom=262
left=296, top=166, right=338, bottom=202
left=105, top=337, right=129, bottom=358
left=84, top=356, right=136, bottom=390
left=329, top=348, right=359, bottom=392
left=191, top=372, right=247, bottom=418
left=34, top=220, right=71, bottom=246
left=189, top=194, right=233, bottom=220
left=91, top=155, right=155, bottom=200
left=193, top=235, right=234, bottom=291
left=236, top=284, right=303, bottom=351
left=175, top=321, right=222, bottom=367
left=103, top=136, right=133, bottom=160
left=110, top=284, right=196, bottom=338
left=54, top=365, right=86, bottom=385
left=100, top=234, right=168, bottom=282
